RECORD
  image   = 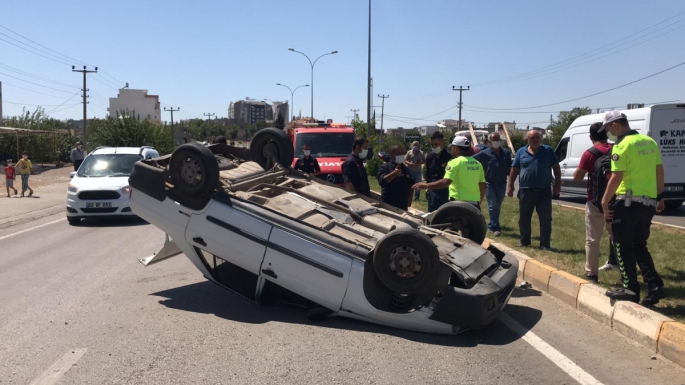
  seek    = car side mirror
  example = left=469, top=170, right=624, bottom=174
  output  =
left=70, top=171, right=76, bottom=178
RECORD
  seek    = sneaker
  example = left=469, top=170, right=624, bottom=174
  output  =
left=641, top=286, right=666, bottom=306
left=518, top=242, right=530, bottom=247
left=605, top=287, right=639, bottom=302
left=540, top=246, right=551, bottom=251
left=599, top=263, right=619, bottom=272
left=493, top=231, right=501, bottom=237
left=585, top=273, right=599, bottom=283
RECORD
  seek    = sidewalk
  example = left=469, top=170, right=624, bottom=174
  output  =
left=0, top=181, right=68, bottom=229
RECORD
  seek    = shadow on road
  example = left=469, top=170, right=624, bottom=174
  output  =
left=73, top=217, right=149, bottom=228
left=151, top=281, right=542, bottom=347
left=511, top=287, right=542, bottom=298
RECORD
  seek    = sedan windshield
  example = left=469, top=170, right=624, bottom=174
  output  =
left=294, top=133, right=355, bottom=157
left=77, top=154, right=142, bottom=177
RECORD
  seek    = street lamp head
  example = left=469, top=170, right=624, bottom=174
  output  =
left=331, top=51, right=338, bottom=54
left=276, top=83, right=282, bottom=85
left=72, top=65, right=75, bottom=70
left=304, top=84, right=310, bottom=87
left=288, top=48, right=295, bottom=51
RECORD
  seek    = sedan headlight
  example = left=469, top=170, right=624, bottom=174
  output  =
left=121, top=186, right=132, bottom=194
left=67, top=184, right=79, bottom=193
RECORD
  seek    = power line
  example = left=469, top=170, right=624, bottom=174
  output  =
left=99, top=69, right=123, bottom=86
left=90, top=75, right=118, bottom=90
left=94, top=73, right=121, bottom=89
left=0, top=71, right=75, bottom=93
left=49, top=103, right=82, bottom=115
left=46, top=91, right=82, bottom=113
left=0, top=62, right=79, bottom=88
left=0, top=24, right=89, bottom=65
left=2, top=82, right=69, bottom=99
left=465, top=59, right=685, bottom=111
left=0, top=36, right=72, bottom=66
left=4, top=100, right=79, bottom=107
left=384, top=104, right=459, bottom=121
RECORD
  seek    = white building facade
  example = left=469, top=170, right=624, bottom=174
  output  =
left=108, top=89, right=161, bottom=124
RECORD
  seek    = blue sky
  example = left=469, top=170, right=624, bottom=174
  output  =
left=1, top=0, right=684, bottom=129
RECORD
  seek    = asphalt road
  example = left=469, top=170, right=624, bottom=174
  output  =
left=1, top=214, right=684, bottom=385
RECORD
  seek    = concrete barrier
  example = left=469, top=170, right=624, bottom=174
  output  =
left=548, top=271, right=587, bottom=308
left=577, top=283, right=615, bottom=327
left=522, top=260, right=557, bottom=292
left=612, top=302, right=672, bottom=352
left=658, top=322, right=685, bottom=369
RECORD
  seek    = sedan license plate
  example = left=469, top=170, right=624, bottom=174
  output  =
left=86, top=202, right=113, bottom=208
left=665, top=186, right=684, bottom=192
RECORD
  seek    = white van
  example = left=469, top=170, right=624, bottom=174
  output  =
left=554, top=103, right=685, bottom=209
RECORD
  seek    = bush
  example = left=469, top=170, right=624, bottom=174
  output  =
left=365, top=157, right=383, bottom=177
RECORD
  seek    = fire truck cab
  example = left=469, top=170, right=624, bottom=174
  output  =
left=287, top=121, right=360, bottom=186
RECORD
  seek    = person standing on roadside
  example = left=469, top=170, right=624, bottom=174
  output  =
left=16, top=151, right=34, bottom=197
left=5, top=159, right=18, bottom=197
left=412, top=136, right=485, bottom=209
left=572, top=122, right=617, bottom=283
left=404, top=141, right=425, bottom=204
left=507, top=130, right=560, bottom=250
left=343, top=137, right=371, bottom=197
left=378, top=145, right=414, bottom=210
left=600, top=111, right=666, bottom=305
left=474, top=132, right=512, bottom=237
left=70, top=141, right=86, bottom=171
left=294, top=144, right=321, bottom=176
left=424, top=131, right=452, bottom=212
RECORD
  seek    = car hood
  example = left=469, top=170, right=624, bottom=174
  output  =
left=71, top=176, right=129, bottom=190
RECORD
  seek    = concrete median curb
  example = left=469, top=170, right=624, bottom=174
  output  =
left=490, top=241, right=685, bottom=369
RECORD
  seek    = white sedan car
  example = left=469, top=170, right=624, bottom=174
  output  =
left=130, top=129, right=517, bottom=334
left=66, top=146, right=159, bottom=224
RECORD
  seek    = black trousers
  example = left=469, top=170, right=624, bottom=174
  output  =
left=611, top=201, right=664, bottom=294
left=74, top=159, right=83, bottom=171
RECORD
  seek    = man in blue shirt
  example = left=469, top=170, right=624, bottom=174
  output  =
left=507, top=130, right=561, bottom=250
left=474, top=132, right=512, bottom=237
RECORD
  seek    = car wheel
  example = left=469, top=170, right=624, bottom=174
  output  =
left=373, top=228, right=440, bottom=294
left=169, top=142, right=220, bottom=198
left=249, top=128, right=294, bottom=170
left=67, top=216, right=81, bottom=225
left=665, top=200, right=683, bottom=210
left=429, top=201, right=487, bottom=244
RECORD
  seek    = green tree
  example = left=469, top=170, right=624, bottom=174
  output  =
left=546, top=107, right=592, bottom=149
left=88, top=110, right=175, bottom=155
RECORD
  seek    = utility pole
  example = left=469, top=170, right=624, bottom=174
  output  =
left=366, top=0, right=372, bottom=137
left=452, top=86, right=469, bottom=130
left=350, top=109, right=359, bottom=122
left=378, top=94, right=389, bottom=132
left=203, top=113, right=215, bottom=141
left=345, top=115, right=353, bottom=125
left=72, top=66, right=98, bottom=149
left=164, top=107, right=180, bottom=147
left=0, top=81, right=4, bottom=127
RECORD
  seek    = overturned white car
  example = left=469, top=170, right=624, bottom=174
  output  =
left=129, top=128, right=517, bottom=334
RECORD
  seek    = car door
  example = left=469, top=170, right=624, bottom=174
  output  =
left=563, top=132, right=593, bottom=195
left=185, top=199, right=272, bottom=301
left=260, top=227, right=353, bottom=311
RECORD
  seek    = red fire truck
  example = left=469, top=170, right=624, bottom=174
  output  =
left=286, top=121, right=366, bottom=185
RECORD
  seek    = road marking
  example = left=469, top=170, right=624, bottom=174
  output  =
left=499, top=313, right=604, bottom=385
left=29, top=348, right=87, bottom=385
left=0, top=218, right=64, bottom=241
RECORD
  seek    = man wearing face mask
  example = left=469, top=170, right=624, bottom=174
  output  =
left=412, top=136, right=485, bottom=209
left=404, top=141, right=425, bottom=203
left=294, top=144, right=321, bottom=176
left=343, top=137, right=371, bottom=197
left=600, top=111, right=666, bottom=305
left=423, top=131, right=452, bottom=212
left=474, top=132, right=512, bottom=237
left=377, top=145, right=413, bottom=210
left=70, top=141, right=87, bottom=171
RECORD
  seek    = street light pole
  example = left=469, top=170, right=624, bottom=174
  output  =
left=288, top=48, right=338, bottom=120
left=164, top=107, right=180, bottom=147
left=367, top=0, right=372, bottom=136
left=277, top=83, right=309, bottom=122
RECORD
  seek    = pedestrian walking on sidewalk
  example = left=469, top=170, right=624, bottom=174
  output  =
left=573, top=122, right=617, bottom=283
left=507, top=130, right=561, bottom=250
left=412, top=136, right=485, bottom=209
left=70, top=141, right=87, bottom=171
left=424, top=131, right=452, bottom=212
left=16, top=151, right=34, bottom=197
left=378, top=145, right=414, bottom=210
left=600, top=111, right=666, bottom=306
left=405, top=141, right=424, bottom=204
left=474, top=132, right=512, bottom=237
left=5, top=159, right=18, bottom=197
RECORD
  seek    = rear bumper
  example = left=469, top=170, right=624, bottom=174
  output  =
left=429, top=252, right=518, bottom=330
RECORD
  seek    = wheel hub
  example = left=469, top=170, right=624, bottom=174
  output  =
left=180, top=157, right=202, bottom=186
left=388, top=245, right=422, bottom=278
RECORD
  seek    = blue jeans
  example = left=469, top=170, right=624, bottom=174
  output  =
left=486, top=183, right=506, bottom=232
left=518, top=187, right=552, bottom=248
left=427, top=188, right=449, bottom=212
left=410, top=170, right=422, bottom=199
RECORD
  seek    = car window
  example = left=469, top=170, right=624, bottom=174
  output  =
left=295, top=133, right=355, bottom=157
left=78, top=154, right=143, bottom=177
left=555, top=137, right=569, bottom=163
left=570, top=133, right=593, bottom=159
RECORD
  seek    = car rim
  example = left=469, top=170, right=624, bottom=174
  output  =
left=180, top=157, right=203, bottom=186
left=388, top=245, right=422, bottom=278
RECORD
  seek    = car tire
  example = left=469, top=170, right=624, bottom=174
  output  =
left=67, top=216, right=81, bottom=225
left=373, top=228, right=440, bottom=294
left=169, top=142, right=219, bottom=198
left=430, top=201, right=487, bottom=244
left=249, top=128, right=294, bottom=171
left=665, top=200, right=683, bottom=210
